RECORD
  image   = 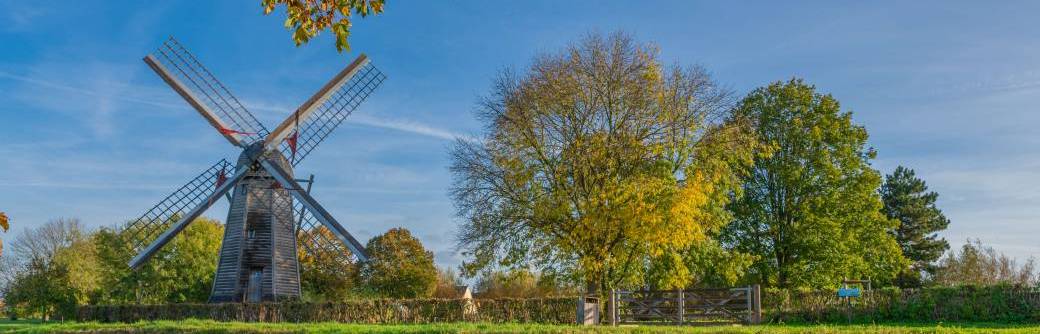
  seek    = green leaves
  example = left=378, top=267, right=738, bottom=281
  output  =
left=262, top=0, right=383, bottom=52
left=91, top=218, right=223, bottom=304
left=881, top=166, right=950, bottom=287
left=359, top=228, right=438, bottom=298
left=452, top=32, right=757, bottom=293
left=723, top=79, right=907, bottom=288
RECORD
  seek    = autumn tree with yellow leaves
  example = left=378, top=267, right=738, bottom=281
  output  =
left=0, top=211, right=8, bottom=255
left=450, top=32, right=761, bottom=294
left=262, top=0, right=384, bottom=52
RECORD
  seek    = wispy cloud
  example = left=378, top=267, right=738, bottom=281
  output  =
left=2, top=69, right=476, bottom=142
left=243, top=99, right=479, bottom=142
left=350, top=114, right=480, bottom=143
left=0, top=70, right=185, bottom=111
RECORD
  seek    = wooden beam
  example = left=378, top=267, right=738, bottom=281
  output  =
left=264, top=54, right=369, bottom=148
left=128, top=166, right=247, bottom=270
left=144, top=55, right=242, bottom=147
left=259, top=158, right=369, bottom=261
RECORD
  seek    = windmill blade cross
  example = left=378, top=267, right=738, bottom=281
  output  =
left=146, top=37, right=269, bottom=146
left=258, top=158, right=369, bottom=260
left=128, top=164, right=249, bottom=269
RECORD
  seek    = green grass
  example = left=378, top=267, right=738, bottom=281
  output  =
left=2, top=320, right=1040, bottom=333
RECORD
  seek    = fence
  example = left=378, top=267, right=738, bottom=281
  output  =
left=77, top=298, right=577, bottom=324
left=607, top=286, right=762, bottom=325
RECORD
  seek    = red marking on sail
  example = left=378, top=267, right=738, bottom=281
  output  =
left=272, top=181, right=282, bottom=190
left=218, top=127, right=255, bottom=136
left=286, top=131, right=299, bottom=159
left=215, top=169, right=227, bottom=189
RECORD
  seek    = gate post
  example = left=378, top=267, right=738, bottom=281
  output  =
left=609, top=289, right=617, bottom=326
left=752, top=284, right=762, bottom=324
left=677, top=288, right=684, bottom=325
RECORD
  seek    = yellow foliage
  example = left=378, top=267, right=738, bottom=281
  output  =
left=453, top=32, right=760, bottom=292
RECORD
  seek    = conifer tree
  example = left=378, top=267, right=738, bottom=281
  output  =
left=881, top=166, right=950, bottom=287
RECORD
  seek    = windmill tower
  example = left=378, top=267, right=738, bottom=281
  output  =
left=122, top=38, right=385, bottom=302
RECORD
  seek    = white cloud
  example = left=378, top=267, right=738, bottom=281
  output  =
left=1, top=69, right=475, bottom=143
left=349, top=114, right=480, bottom=143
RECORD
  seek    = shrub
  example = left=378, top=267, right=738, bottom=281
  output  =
left=764, top=285, right=1040, bottom=323
left=76, top=297, right=578, bottom=324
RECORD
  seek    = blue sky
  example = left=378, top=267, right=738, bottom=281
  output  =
left=2, top=1, right=1039, bottom=267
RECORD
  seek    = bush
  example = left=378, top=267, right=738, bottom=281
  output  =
left=764, top=285, right=1040, bottom=323
left=76, top=297, right=578, bottom=324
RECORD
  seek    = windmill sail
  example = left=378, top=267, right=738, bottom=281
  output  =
left=258, top=159, right=368, bottom=260
left=124, top=159, right=234, bottom=253
left=128, top=37, right=384, bottom=302
left=295, top=203, right=359, bottom=275
left=270, top=57, right=386, bottom=165
left=145, top=37, right=269, bottom=145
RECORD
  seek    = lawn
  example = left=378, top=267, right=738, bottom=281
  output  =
left=3, top=320, right=1040, bottom=334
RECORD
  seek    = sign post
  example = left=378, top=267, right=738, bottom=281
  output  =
left=838, top=278, right=871, bottom=324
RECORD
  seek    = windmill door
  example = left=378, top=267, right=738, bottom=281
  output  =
left=247, top=269, right=263, bottom=302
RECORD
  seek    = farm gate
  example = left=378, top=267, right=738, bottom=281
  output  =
left=608, top=285, right=762, bottom=325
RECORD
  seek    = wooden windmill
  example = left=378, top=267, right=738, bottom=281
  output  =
left=123, top=37, right=385, bottom=303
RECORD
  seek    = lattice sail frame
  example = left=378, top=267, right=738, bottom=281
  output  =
left=126, top=37, right=382, bottom=271
left=124, top=159, right=233, bottom=253
left=149, top=37, right=270, bottom=144
left=280, top=62, right=386, bottom=166
left=294, top=201, right=360, bottom=274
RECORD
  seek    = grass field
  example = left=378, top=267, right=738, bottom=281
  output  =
left=3, top=320, right=1040, bottom=334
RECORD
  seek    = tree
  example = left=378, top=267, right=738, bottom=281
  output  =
left=473, top=269, right=577, bottom=298
left=0, top=211, right=8, bottom=255
left=93, top=217, right=223, bottom=304
left=933, top=239, right=1037, bottom=286
left=358, top=228, right=437, bottom=298
left=298, top=226, right=359, bottom=301
left=721, top=79, right=907, bottom=288
left=8, top=218, right=84, bottom=265
left=52, top=235, right=100, bottom=304
left=432, top=267, right=465, bottom=298
left=881, top=166, right=951, bottom=288
left=451, top=32, right=759, bottom=295
left=3, top=219, right=86, bottom=320
left=262, top=0, right=384, bottom=52
left=654, top=239, right=756, bottom=288
left=4, top=258, right=77, bottom=321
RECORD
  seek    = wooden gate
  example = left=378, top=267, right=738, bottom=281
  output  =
left=608, top=285, right=761, bottom=325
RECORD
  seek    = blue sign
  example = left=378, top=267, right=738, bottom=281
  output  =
left=837, top=288, right=861, bottom=297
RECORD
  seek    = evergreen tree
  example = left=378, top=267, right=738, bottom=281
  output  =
left=881, top=166, right=950, bottom=287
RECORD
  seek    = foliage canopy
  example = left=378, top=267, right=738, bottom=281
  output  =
left=298, top=226, right=359, bottom=301
left=881, top=166, right=951, bottom=287
left=451, top=32, right=760, bottom=293
left=933, top=239, right=1037, bottom=286
left=358, top=227, right=438, bottom=298
left=262, top=0, right=384, bottom=52
left=721, top=79, right=907, bottom=288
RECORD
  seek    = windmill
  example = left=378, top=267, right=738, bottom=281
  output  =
left=122, top=37, right=385, bottom=303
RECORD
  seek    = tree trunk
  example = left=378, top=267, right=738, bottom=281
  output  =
left=586, top=280, right=599, bottom=296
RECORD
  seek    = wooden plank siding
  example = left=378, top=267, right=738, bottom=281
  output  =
left=209, top=153, right=301, bottom=303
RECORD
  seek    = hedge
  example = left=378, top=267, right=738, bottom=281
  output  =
left=76, top=298, right=577, bottom=324
left=764, top=285, right=1040, bottom=323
